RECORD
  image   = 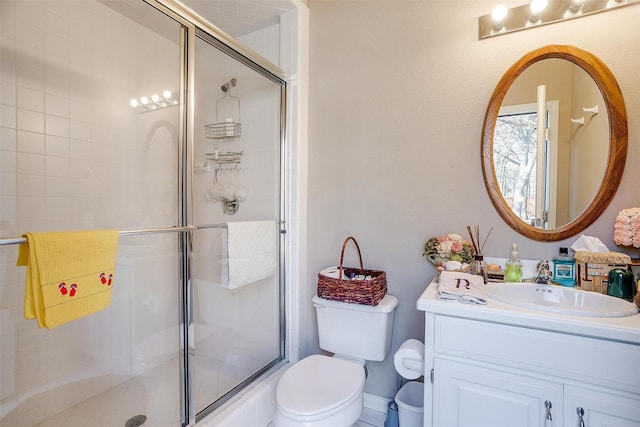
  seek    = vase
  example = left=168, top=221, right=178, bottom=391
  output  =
left=470, top=254, right=487, bottom=283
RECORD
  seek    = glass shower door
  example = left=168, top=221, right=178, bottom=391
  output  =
left=190, top=32, right=285, bottom=420
left=0, top=0, right=187, bottom=426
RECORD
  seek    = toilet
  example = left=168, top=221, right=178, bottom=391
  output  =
left=274, top=294, right=398, bottom=427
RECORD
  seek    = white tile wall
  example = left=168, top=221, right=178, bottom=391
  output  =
left=17, top=130, right=44, bottom=154
left=17, top=109, right=43, bottom=133
left=0, top=0, right=183, bottom=424
left=0, top=105, right=16, bottom=128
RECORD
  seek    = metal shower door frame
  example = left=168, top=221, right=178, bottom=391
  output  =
left=142, top=1, right=289, bottom=425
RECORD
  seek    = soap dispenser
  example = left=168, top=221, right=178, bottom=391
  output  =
left=505, top=243, right=523, bottom=282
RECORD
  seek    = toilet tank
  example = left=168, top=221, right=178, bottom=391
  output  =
left=313, top=294, right=398, bottom=361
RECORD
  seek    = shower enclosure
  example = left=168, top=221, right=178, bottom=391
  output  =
left=0, top=0, right=287, bottom=426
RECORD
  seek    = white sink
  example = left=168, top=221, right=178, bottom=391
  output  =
left=485, top=283, right=639, bottom=318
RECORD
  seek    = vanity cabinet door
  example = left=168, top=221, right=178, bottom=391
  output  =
left=434, top=359, right=563, bottom=427
left=564, top=385, right=640, bottom=427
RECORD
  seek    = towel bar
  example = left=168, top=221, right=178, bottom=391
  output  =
left=0, top=224, right=228, bottom=246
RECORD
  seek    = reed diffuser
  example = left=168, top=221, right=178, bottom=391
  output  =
left=466, top=225, right=493, bottom=282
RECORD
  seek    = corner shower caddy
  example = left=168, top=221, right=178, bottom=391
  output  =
left=205, top=78, right=241, bottom=139
left=199, top=78, right=246, bottom=214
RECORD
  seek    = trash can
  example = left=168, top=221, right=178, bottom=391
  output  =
left=394, top=381, right=424, bottom=427
left=384, top=400, right=399, bottom=427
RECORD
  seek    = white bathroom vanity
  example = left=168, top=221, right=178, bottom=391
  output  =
left=417, top=279, right=640, bottom=427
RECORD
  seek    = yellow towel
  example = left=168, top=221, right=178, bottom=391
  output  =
left=16, top=229, right=119, bottom=329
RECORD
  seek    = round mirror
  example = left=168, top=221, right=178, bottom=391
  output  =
left=482, top=45, right=627, bottom=241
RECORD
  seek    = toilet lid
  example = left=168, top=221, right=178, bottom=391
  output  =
left=277, top=354, right=365, bottom=417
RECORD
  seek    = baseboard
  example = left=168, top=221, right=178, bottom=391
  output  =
left=363, top=392, right=391, bottom=414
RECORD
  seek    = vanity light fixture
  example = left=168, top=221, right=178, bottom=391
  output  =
left=479, top=0, right=638, bottom=39
left=129, top=90, right=178, bottom=111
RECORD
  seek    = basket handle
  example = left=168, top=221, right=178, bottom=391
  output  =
left=338, top=236, right=364, bottom=275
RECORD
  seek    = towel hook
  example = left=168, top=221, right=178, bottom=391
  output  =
left=571, top=117, right=585, bottom=126
left=582, top=105, right=598, bottom=115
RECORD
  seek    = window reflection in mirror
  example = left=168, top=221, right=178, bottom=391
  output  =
left=493, top=58, right=607, bottom=230
left=495, top=108, right=540, bottom=226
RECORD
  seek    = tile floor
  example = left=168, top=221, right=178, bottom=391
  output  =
left=356, top=408, right=387, bottom=426
left=266, top=408, right=386, bottom=427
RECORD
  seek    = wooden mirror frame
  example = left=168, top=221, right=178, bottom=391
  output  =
left=481, top=45, right=628, bottom=242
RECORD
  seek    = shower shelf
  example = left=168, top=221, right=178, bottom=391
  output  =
left=205, top=122, right=241, bottom=139
left=205, top=150, right=243, bottom=163
left=194, top=149, right=243, bottom=173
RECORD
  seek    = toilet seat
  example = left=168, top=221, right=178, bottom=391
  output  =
left=276, top=354, right=365, bottom=419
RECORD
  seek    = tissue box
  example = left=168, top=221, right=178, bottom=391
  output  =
left=574, top=251, right=631, bottom=293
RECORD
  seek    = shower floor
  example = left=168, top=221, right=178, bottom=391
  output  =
left=26, top=352, right=245, bottom=427
left=31, top=358, right=181, bottom=427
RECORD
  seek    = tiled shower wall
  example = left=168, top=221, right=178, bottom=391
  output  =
left=0, top=1, right=181, bottom=424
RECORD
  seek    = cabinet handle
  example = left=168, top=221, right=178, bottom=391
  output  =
left=544, top=400, right=553, bottom=426
left=576, top=407, right=585, bottom=427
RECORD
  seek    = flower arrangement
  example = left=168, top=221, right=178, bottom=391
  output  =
left=613, top=207, right=640, bottom=248
left=424, top=233, right=475, bottom=270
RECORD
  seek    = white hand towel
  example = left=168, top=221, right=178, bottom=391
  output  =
left=437, top=271, right=487, bottom=304
left=224, top=221, right=277, bottom=289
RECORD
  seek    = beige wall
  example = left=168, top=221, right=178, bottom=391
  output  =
left=570, top=65, right=609, bottom=219
left=307, top=0, right=640, bottom=399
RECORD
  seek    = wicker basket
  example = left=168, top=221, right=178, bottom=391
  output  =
left=317, top=236, right=387, bottom=306
left=574, top=250, right=631, bottom=294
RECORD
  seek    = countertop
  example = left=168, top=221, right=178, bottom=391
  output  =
left=417, top=280, right=640, bottom=345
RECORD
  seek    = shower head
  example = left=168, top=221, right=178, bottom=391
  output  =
left=220, top=78, right=237, bottom=93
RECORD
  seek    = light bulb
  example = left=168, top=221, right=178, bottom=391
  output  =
left=606, top=0, right=626, bottom=7
left=140, top=96, right=149, bottom=105
left=151, top=93, right=160, bottom=103
left=129, top=98, right=138, bottom=108
left=566, top=0, right=585, bottom=16
left=162, top=90, right=172, bottom=99
left=491, top=4, right=508, bottom=32
left=528, top=0, right=547, bottom=24
left=530, top=0, right=548, bottom=14
left=491, top=4, right=508, bottom=22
